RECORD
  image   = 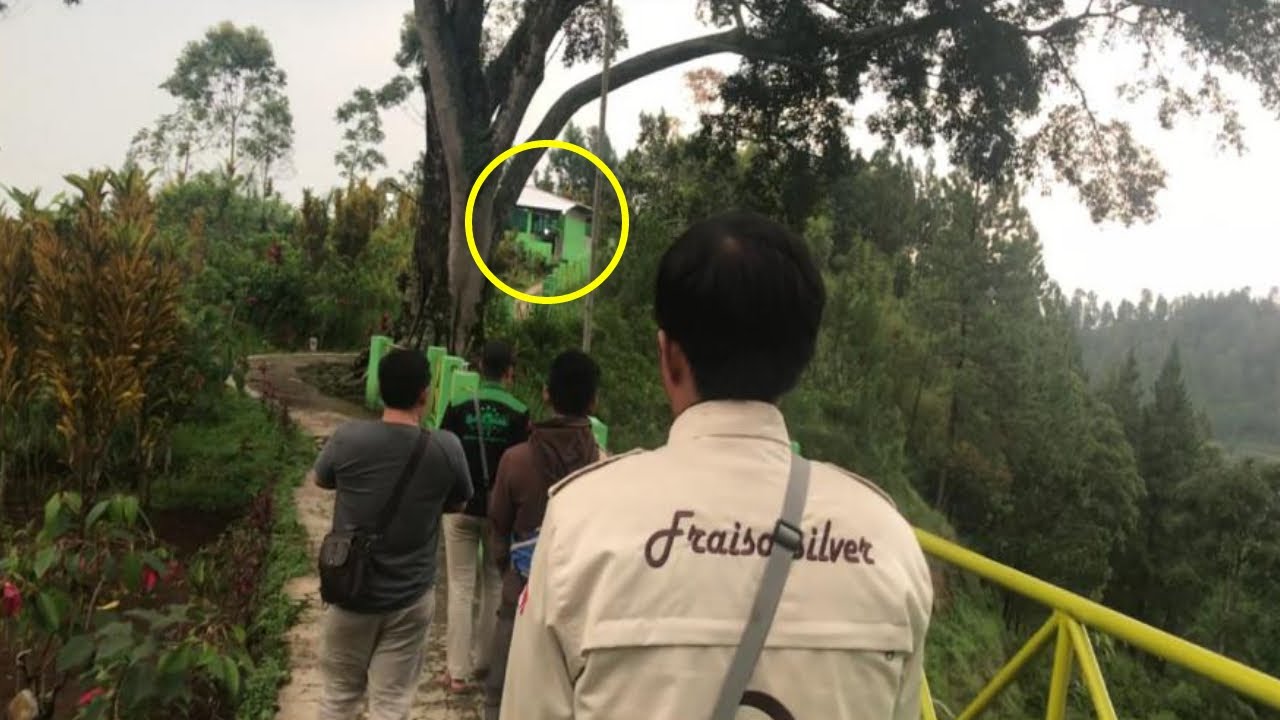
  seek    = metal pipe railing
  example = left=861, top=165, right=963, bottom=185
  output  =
left=915, top=528, right=1280, bottom=716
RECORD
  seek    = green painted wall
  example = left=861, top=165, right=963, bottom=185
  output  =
left=561, top=213, right=590, bottom=263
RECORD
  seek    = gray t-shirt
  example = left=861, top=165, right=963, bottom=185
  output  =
left=313, top=420, right=472, bottom=613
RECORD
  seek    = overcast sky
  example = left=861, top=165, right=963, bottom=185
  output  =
left=2, top=0, right=1276, bottom=305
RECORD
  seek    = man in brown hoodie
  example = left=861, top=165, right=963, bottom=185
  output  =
left=483, top=349, right=602, bottom=720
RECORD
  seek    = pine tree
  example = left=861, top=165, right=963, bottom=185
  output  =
left=1102, top=348, right=1144, bottom=449
left=1132, top=343, right=1205, bottom=628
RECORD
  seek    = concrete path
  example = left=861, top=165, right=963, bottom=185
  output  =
left=246, top=353, right=483, bottom=720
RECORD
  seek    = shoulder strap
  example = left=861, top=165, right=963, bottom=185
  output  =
left=472, top=392, right=489, bottom=483
left=710, top=452, right=811, bottom=720
left=375, top=429, right=429, bottom=535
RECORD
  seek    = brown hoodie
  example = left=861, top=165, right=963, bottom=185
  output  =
left=488, top=415, right=600, bottom=605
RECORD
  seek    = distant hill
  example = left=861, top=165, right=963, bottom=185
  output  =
left=1075, top=289, right=1280, bottom=460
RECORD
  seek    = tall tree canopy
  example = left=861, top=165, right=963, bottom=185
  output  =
left=130, top=22, right=294, bottom=193
left=0, top=0, right=80, bottom=13
left=407, top=0, right=1280, bottom=353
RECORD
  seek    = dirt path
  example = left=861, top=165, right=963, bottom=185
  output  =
left=245, top=353, right=483, bottom=720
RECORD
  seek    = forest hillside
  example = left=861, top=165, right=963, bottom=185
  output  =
left=1075, top=290, right=1280, bottom=461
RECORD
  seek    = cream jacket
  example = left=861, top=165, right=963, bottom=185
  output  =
left=500, top=400, right=934, bottom=720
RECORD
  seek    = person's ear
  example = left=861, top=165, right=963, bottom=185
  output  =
left=657, top=329, right=666, bottom=375
left=657, top=329, right=678, bottom=385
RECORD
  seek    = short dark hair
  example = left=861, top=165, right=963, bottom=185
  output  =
left=547, top=349, right=600, bottom=417
left=480, top=339, right=514, bottom=380
left=654, top=211, right=825, bottom=402
left=379, top=348, right=430, bottom=410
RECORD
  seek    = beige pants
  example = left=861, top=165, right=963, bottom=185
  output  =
left=443, top=512, right=502, bottom=680
left=318, top=589, right=435, bottom=720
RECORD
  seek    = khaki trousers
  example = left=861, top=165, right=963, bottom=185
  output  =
left=318, top=589, right=435, bottom=720
left=443, top=512, right=502, bottom=680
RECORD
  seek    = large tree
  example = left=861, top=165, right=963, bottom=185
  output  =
left=406, top=0, right=1280, bottom=353
left=133, top=22, right=294, bottom=191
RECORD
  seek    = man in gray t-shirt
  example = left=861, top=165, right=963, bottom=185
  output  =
left=311, top=347, right=471, bottom=720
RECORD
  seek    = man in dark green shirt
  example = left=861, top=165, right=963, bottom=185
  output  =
left=437, top=339, right=530, bottom=691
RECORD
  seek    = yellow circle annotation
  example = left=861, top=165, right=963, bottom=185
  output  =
left=465, top=139, right=629, bottom=305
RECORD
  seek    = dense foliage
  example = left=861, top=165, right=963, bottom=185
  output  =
left=1, top=493, right=245, bottom=719
left=0, top=168, right=328, bottom=719
left=1077, top=289, right=1280, bottom=461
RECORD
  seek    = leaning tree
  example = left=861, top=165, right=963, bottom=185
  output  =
left=407, top=0, right=1278, bottom=354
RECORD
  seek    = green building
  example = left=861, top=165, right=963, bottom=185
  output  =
left=507, top=186, right=593, bottom=265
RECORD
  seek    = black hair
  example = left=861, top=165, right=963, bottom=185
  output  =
left=480, top=339, right=514, bottom=380
left=547, top=349, right=600, bottom=417
left=379, top=348, right=430, bottom=410
left=653, top=211, right=826, bottom=402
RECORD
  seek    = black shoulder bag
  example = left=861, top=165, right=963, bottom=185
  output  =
left=318, top=429, right=429, bottom=607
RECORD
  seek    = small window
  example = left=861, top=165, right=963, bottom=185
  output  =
left=531, top=210, right=559, bottom=236
left=508, top=208, right=528, bottom=232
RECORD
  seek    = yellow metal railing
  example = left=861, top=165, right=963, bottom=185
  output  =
left=915, top=528, right=1280, bottom=719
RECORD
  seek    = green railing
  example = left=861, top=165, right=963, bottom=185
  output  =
left=917, top=528, right=1280, bottom=719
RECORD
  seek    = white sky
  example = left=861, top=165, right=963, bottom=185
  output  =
left=1, top=0, right=1277, bottom=305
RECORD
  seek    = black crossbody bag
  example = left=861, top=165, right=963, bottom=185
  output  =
left=318, top=430, right=429, bottom=606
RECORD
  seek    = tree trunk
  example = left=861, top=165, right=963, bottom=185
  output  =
left=446, top=195, right=497, bottom=354
left=937, top=311, right=967, bottom=513
left=409, top=63, right=458, bottom=353
left=229, top=116, right=238, bottom=177
left=905, top=352, right=931, bottom=454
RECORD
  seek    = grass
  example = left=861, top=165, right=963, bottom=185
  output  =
left=149, top=389, right=314, bottom=720
left=151, top=393, right=306, bottom=513
left=238, top=439, right=312, bottom=720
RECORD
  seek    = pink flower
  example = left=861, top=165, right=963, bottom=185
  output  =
left=142, top=567, right=159, bottom=594
left=78, top=687, right=105, bottom=706
left=1, top=581, right=21, bottom=617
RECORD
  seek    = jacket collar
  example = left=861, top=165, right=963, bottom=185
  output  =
left=667, top=400, right=791, bottom=446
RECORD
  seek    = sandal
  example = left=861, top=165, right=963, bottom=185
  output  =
left=440, top=672, right=470, bottom=694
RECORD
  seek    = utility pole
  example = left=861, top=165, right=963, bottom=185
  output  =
left=582, top=0, right=613, bottom=353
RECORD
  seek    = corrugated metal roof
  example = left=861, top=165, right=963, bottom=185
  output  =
left=516, top=185, right=591, bottom=214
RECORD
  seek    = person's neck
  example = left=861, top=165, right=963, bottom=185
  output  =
left=382, top=407, right=421, bottom=427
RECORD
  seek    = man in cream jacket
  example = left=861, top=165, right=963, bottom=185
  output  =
left=500, top=211, right=934, bottom=720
